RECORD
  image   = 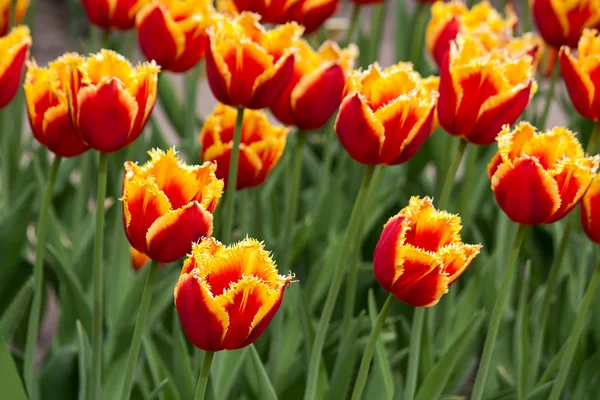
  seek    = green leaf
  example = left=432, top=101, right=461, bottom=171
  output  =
left=0, top=338, right=28, bottom=400
left=39, top=346, right=79, bottom=400
left=143, top=335, right=180, bottom=400
left=330, top=311, right=363, bottom=399
left=157, top=73, right=184, bottom=136
left=0, top=184, right=34, bottom=270
left=213, top=348, right=248, bottom=400
left=0, top=278, right=33, bottom=339
left=367, top=291, right=394, bottom=399
left=76, top=321, right=91, bottom=400
left=415, top=310, right=486, bottom=400
left=171, top=313, right=195, bottom=400
left=515, top=261, right=531, bottom=399
left=248, top=345, right=278, bottom=400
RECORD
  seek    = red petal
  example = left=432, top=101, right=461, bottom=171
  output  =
left=239, top=285, right=286, bottom=348
left=247, top=54, right=295, bottom=109
left=289, top=0, right=339, bottom=34
left=581, top=179, right=600, bottom=244
left=169, top=29, right=207, bottom=73
left=205, top=36, right=232, bottom=105
left=137, top=5, right=179, bottom=71
left=0, top=42, right=28, bottom=109
left=559, top=48, right=596, bottom=121
left=431, top=18, right=460, bottom=69
left=437, top=53, right=460, bottom=138
left=41, top=106, right=89, bottom=157
left=532, top=0, right=568, bottom=48
left=389, top=106, right=435, bottom=165
left=374, top=215, right=407, bottom=293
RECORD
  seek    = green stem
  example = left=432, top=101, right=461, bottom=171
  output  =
left=23, top=155, right=62, bottom=397
left=194, top=351, right=215, bottom=400
left=527, top=220, right=573, bottom=392
left=408, top=4, right=428, bottom=72
left=72, top=152, right=91, bottom=237
left=183, top=64, right=201, bottom=151
left=119, top=260, right=159, bottom=400
left=350, top=293, right=395, bottom=400
left=279, top=131, right=305, bottom=267
left=459, top=144, right=478, bottom=219
left=471, top=224, right=527, bottom=400
left=91, top=152, right=108, bottom=400
left=319, top=124, right=336, bottom=195
left=548, top=262, right=600, bottom=400
left=538, top=59, right=559, bottom=131
left=587, top=122, right=600, bottom=155
left=221, top=107, right=245, bottom=244
left=438, top=139, right=468, bottom=210
left=304, top=165, right=377, bottom=400
left=404, top=307, right=426, bottom=400
left=343, top=4, right=360, bottom=48
left=342, top=165, right=384, bottom=332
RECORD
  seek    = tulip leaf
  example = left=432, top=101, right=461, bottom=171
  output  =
left=171, top=313, right=195, bottom=400
left=248, top=345, right=278, bottom=400
left=143, top=335, right=180, bottom=400
left=39, top=346, right=79, bottom=400
left=515, top=261, right=532, bottom=400
left=76, top=321, right=91, bottom=400
left=0, top=184, right=34, bottom=270
left=0, top=338, right=28, bottom=400
left=367, top=291, right=395, bottom=399
left=0, top=278, right=33, bottom=340
left=415, top=310, right=486, bottom=400
left=157, top=73, right=184, bottom=136
left=330, top=311, right=363, bottom=399
left=213, top=348, right=248, bottom=400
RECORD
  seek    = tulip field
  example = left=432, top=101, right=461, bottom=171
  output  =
left=2, top=0, right=600, bottom=399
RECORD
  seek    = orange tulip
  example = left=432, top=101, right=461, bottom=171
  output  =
left=0, top=26, right=30, bottom=109
left=532, top=0, right=600, bottom=48
left=200, top=104, right=288, bottom=189
left=581, top=177, right=600, bottom=244
left=205, top=12, right=302, bottom=109
left=270, top=40, right=357, bottom=131
left=335, top=62, right=439, bottom=165
left=426, top=1, right=517, bottom=68
left=0, top=0, right=28, bottom=37
left=80, top=0, right=144, bottom=30
left=560, top=29, right=600, bottom=122
left=122, top=148, right=224, bottom=263
left=230, top=0, right=339, bottom=34
left=66, top=49, right=159, bottom=153
left=174, top=236, right=292, bottom=351
left=438, top=36, right=536, bottom=145
left=374, top=196, right=481, bottom=308
left=24, top=54, right=90, bottom=157
left=488, top=122, right=599, bottom=225
left=136, top=0, right=217, bottom=73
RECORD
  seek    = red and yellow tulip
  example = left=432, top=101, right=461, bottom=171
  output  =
left=66, top=49, right=159, bottom=153
left=532, top=0, right=600, bottom=48
left=335, top=62, right=439, bottom=165
left=560, top=29, right=600, bottom=122
left=205, top=12, right=302, bottom=109
left=0, top=0, right=28, bottom=37
left=174, top=236, right=292, bottom=351
left=122, top=148, right=224, bottom=263
left=374, top=196, right=481, bottom=308
left=200, top=104, right=288, bottom=190
left=24, top=54, right=90, bottom=157
left=438, top=36, right=536, bottom=145
left=270, top=40, right=357, bottom=131
left=80, top=0, right=144, bottom=30
left=488, top=122, right=599, bottom=225
left=0, top=26, right=30, bottom=109
left=426, top=1, right=517, bottom=68
left=136, top=0, right=217, bottom=73
left=581, top=177, right=600, bottom=244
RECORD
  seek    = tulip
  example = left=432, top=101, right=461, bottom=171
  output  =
left=80, top=0, right=143, bottom=30
left=373, top=196, right=481, bottom=307
left=532, top=0, right=600, bottom=49
left=131, top=246, right=151, bottom=271
left=122, top=148, right=224, bottom=263
left=426, top=0, right=517, bottom=68
left=174, top=236, right=292, bottom=351
left=581, top=177, right=600, bottom=244
left=0, top=0, right=28, bottom=37
left=335, top=62, right=439, bottom=165
left=136, top=0, right=217, bottom=73
left=200, top=104, right=288, bottom=190
left=560, top=29, right=600, bottom=122
left=24, top=54, right=89, bottom=157
left=205, top=12, right=302, bottom=110
left=270, top=40, right=357, bottom=131
left=66, top=49, right=159, bottom=153
left=438, top=35, right=536, bottom=145
left=488, top=122, right=599, bottom=225
left=230, top=0, right=339, bottom=34
left=0, top=26, right=30, bottom=109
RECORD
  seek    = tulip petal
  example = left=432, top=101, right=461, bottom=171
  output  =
left=559, top=48, right=596, bottom=121
left=402, top=197, right=461, bottom=252
left=374, top=215, right=410, bottom=292
left=581, top=178, right=600, bottom=244
left=146, top=202, right=214, bottom=263
left=0, top=41, right=28, bottom=108
left=334, top=93, right=384, bottom=164
left=42, top=104, right=89, bottom=157
left=205, top=36, right=232, bottom=105
left=437, top=53, right=460, bottom=137
left=174, top=273, right=228, bottom=351
left=248, top=53, right=295, bottom=110
left=491, top=156, right=561, bottom=225
left=390, top=106, right=435, bottom=165
left=136, top=4, right=184, bottom=71
left=431, top=17, right=460, bottom=68
left=439, top=243, right=481, bottom=285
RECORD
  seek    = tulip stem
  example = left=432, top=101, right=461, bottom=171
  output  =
left=438, top=139, right=468, bottom=210
left=548, top=262, right=600, bottom=400
left=538, top=59, right=559, bottom=131
left=526, top=219, right=573, bottom=392
left=587, top=122, right=600, bottom=154
left=23, top=155, right=62, bottom=397
left=195, top=351, right=215, bottom=400
left=91, top=152, right=108, bottom=400
left=221, top=107, right=245, bottom=244
left=343, top=4, right=360, bottom=48
left=404, top=307, right=425, bottom=400
left=119, top=259, right=159, bottom=400
left=351, top=293, right=395, bottom=400
left=304, top=164, right=377, bottom=400
left=471, top=223, right=527, bottom=400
